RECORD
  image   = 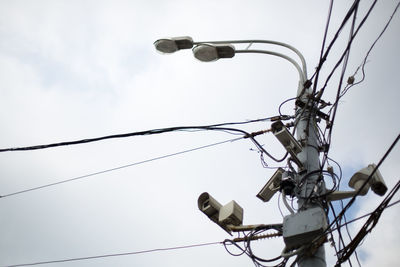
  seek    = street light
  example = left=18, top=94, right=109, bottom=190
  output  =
left=154, top=36, right=308, bottom=78
left=192, top=44, right=235, bottom=62
left=192, top=44, right=306, bottom=86
left=153, top=36, right=194, bottom=53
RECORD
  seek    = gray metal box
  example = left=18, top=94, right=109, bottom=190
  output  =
left=283, top=207, right=328, bottom=249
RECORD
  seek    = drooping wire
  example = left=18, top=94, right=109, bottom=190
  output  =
left=223, top=225, right=286, bottom=267
left=0, top=137, right=243, bottom=199
left=335, top=178, right=400, bottom=266
left=326, top=133, right=399, bottom=237
left=331, top=198, right=400, bottom=231
left=1, top=241, right=222, bottom=267
left=0, top=116, right=285, bottom=153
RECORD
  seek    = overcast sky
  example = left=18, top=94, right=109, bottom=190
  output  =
left=0, top=1, right=399, bottom=267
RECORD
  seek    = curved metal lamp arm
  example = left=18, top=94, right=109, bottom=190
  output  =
left=195, top=39, right=307, bottom=78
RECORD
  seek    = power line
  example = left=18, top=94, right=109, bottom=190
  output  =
left=335, top=179, right=400, bottom=266
left=339, top=0, right=400, bottom=99
left=2, top=241, right=222, bottom=267
left=0, top=117, right=283, bottom=153
left=327, top=132, right=399, bottom=234
left=0, top=137, right=243, bottom=199
left=331, top=198, right=400, bottom=231
left=316, top=0, right=377, bottom=102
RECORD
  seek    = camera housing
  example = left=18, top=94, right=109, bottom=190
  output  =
left=219, top=200, right=243, bottom=227
left=271, top=121, right=302, bottom=154
left=350, top=164, right=387, bottom=196
left=271, top=121, right=304, bottom=169
left=198, top=192, right=243, bottom=234
left=257, top=168, right=285, bottom=202
left=198, top=192, right=222, bottom=224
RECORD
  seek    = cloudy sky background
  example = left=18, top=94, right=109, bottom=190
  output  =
left=0, top=0, right=399, bottom=266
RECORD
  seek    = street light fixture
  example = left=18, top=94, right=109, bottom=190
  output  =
left=154, top=36, right=308, bottom=78
left=192, top=44, right=235, bottom=62
left=153, top=36, right=194, bottom=53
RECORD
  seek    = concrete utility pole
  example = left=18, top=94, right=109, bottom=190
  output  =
left=295, top=87, right=327, bottom=267
left=154, top=36, right=327, bottom=267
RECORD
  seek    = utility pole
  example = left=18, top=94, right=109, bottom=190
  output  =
left=295, top=88, right=327, bottom=267
left=154, top=36, right=329, bottom=266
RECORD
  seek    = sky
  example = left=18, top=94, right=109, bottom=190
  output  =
left=0, top=0, right=399, bottom=266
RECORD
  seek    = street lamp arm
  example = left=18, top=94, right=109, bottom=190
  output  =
left=236, top=49, right=307, bottom=92
left=195, top=39, right=307, bottom=78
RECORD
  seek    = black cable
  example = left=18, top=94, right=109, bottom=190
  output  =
left=331, top=198, right=400, bottom=231
left=0, top=121, right=287, bottom=164
left=0, top=117, right=282, bottom=153
left=2, top=241, right=222, bottom=267
left=0, top=137, right=243, bottom=199
left=327, top=133, right=399, bottom=235
left=322, top=2, right=359, bottom=171
left=278, top=97, right=297, bottom=117
left=339, top=0, right=400, bottom=99
left=310, top=0, right=361, bottom=84
left=341, top=200, right=362, bottom=267
left=336, top=179, right=400, bottom=265
left=311, top=0, right=335, bottom=99
left=316, top=0, right=377, bottom=102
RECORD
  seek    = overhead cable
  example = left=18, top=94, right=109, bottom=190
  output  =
left=0, top=137, right=242, bottom=199
left=335, top=179, right=400, bottom=266
left=1, top=241, right=222, bottom=267
left=328, top=133, right=399, bottom=233
left=0, top=117, right=283, bottom=153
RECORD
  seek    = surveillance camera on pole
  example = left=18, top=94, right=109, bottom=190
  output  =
left=198, top=192, right=243, bottom=234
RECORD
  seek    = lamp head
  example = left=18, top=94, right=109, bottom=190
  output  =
left=192, top=44, right=235, bottom=62
left=153, top=36, right=194, bottom=53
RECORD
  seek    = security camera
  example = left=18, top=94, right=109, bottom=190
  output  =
left=257, top=168, right=284, bottom=202
left=271, top=121, right=302, bottom=155
left=198, top=192, right=222, bottom=224
left=219, top=200, right=243, bottom=227
left=349, top=163, right=387, bottom=196
left=369, top=164, right=387, bottom=196
left=197, top=192, right=243, bottom=234
left=271, top=121, right=304, bottom=169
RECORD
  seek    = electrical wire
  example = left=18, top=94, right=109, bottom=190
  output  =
left=335, top=179, right=400, bottom=265
left=309, top=0, right=361, bottom=84
left=316, top=0, right=377, bottom=103
left=1, top=241, right=222, bottom=267
left=339, top=0, right=400, bottom=99
left=0, top=117, right=282, bottom=153
left=311, top=0, right=334, bottom=98
left=326, top=133, right=399, bottom=237
left=223, top=225, right=286, bottom=267
left=0, top=137, right=243, bottom=199
left=331, top=198, right=400, bottom=231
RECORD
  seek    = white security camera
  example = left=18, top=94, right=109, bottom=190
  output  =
left=256, top=168, right=284, bottom=202
left=271, top=121, right=302, bottom=155
left=198, top=192, right=243, bottom=234
left=198, top=192, right=222, bottom=225
left=328, top=163, right=387, bottom=201
left=271, top=121, right=304, bottom=169
left=350, top=164, right=387, bottom=196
